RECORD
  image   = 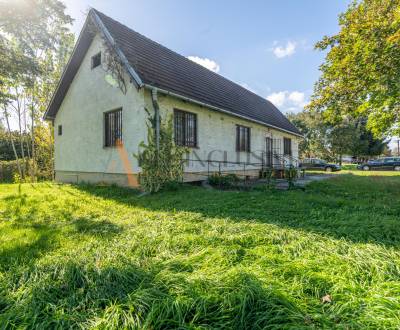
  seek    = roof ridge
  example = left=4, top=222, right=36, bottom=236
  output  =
left=91, top=8, right=277, bottom=108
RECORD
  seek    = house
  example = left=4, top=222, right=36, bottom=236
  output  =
left=44, top=9, right=302, bottom=187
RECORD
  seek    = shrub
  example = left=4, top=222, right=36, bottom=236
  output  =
left=0, top=160, right=31, bottom=183
left=342, top=164, right=358, bottom=170
left=135, top=111, right=187, bottom=193
left=208, top=173, right=240, bottom=188
left=260, top=168, right=275, bottom=189
left=284, top=167, right=298, bottom=189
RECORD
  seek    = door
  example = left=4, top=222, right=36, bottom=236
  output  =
left=265, top=137, right=273, bottom=167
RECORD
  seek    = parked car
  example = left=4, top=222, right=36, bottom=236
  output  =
left=357, top=157, right=400, bottom=171
left=299, top=158, right=341, bottom=172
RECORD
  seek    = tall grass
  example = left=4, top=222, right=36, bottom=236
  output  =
left=0, top=171, right=400, bottom=328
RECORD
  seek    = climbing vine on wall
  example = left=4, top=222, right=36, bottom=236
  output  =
left=135, top=110, right=188, bottom=193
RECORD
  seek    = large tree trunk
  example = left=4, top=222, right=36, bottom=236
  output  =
left=3, top=106, right=22, bottom=178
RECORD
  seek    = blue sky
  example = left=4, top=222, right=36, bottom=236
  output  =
left=64, top=0, right=352, bottom=114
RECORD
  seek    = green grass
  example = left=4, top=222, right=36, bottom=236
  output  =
left=1, top=171, right=400, bottom=329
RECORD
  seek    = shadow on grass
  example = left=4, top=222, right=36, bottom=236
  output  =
left=76, top=174, right=400, bottom=247
left=72, top=217, right=123, bottom=236
left=0, top=191, right=124, bottom=272
left=0, top=226, right=58, bottom=271
left=0, top=260, right=309, bottom=329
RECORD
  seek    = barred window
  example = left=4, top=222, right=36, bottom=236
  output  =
left=104, top=109, right=122, bottom=147
left=284, top=137, right=292, bottom=156
left=91, top=52, right=101, bottom=69
left=174, top=109, right=197, bottom=147
left=236, top=125, right=251, bottom=152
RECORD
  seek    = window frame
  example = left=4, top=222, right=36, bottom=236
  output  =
left=236, top=125, right=251, bottom=152
left=104, top=108, right=123, bottom=148
left=173, top=109, right=198, bottom=148
left=283, top=137, right=292, bottom=156
left=91, top=52, right=101, bottom=69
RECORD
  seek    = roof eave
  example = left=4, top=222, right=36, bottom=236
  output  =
left=44, top=8, right=144, bottom=121
left=43, top=13, right=93, bottom=121
left=90, top=9, right=143, bottom=89
left=143, top=84, right=303, bottom=138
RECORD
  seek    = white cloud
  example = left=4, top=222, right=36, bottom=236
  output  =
left=272, top=41, right=296, bottom=58
left=266, top=91, right=287, bottom=107
left=187, top=56, right=220, bottom=73
left=288, top=91, right=305, bottom=105
left=266, top=91, right=307, bottom=113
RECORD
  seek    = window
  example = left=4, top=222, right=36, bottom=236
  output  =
left=284, top=137, right=292, bottom=156
left=91, top=52, right=101, bottom=69
left=58, top=125, right=62, bottom=136
left=174, top=109, right=197, bottom=147
left=236, top=125, right=251, bottom=152
left=104, top=109, right=122, bottom=147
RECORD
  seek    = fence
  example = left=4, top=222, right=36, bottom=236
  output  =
left=183, top=152, right=300, bottom=182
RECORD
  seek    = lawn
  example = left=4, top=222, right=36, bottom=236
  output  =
left=1, top=171, right=400, bottom=329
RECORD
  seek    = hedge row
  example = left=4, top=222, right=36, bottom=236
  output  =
left=0, top=160, right=30, bottom=182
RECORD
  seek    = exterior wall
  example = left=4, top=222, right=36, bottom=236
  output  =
left=143, top=90, right=300, bottom=178
left=54, top=34, right=147, bottom=186
left=53, top=34, right=300, bottom=186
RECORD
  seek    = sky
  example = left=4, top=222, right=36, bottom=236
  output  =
left=63, top=0, right=351, bottom=114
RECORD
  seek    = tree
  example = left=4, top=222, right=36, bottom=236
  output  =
left=0, top=130, right=31, bottom=161
left=0, top=0, right=73, bottom=180
left=288, top=111, right=388, bottom=162
left=327, top=120, right=360, bottom=165
left=287, top=111, right=328, bottom=159
left=309, top=0, right=400, bottom=138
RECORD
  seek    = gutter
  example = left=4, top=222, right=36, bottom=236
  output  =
left=151, top=88, right=160, bottom=153
left=143, top=84, right=304, bottom=138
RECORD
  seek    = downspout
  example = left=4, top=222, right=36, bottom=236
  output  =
left=151, top=88, right=160, bottom=155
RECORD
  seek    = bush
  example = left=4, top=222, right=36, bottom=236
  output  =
left=284, top=167, right=298, bottom=190
left=135, top=111, right=187, bottom=193
left=342, top=164, right=358, bottom=170
left=208, top=173, right=240, bottom=188
left=0, top=160, right=30, bottom=183
left=259, top=168, right=276, bottom=189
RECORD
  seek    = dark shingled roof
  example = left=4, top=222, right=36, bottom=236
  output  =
left=46, top=9, right=301, bottom=136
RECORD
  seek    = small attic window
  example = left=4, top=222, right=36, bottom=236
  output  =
left=91, top=52, right=101, bottom=69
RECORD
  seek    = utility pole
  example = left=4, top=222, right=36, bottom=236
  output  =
left=397, top=140, right=400, bottom=157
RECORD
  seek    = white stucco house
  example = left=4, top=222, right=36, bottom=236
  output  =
left=44, top=9, right=302, bottom=187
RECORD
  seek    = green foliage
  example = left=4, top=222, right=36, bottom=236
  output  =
left=0, top=0, right=74, bottom=181
left=1, top=173, right=400, bottom=328
left=0, top=130, right=31, bottom=161
left=208, top=173, right=240, bottom=188
left=309, top=0, right=400, bottom=137
left=259, top=168, right=275, bottom=189
left=287, top=111, right=328, bottom=159
left=0, top=0, right=73, bottom=99
left=135, top=111, right=187, bottom=193
left=341, top=164, right=358, bottom=170
left=0, top=160, right=30, bottom=182
left=288, top=111, right=388, bottom=162
left=284, top=167, right=298, bottom=189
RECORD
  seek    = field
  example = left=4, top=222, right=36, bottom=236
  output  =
left=1, top=171, right=400, bottom=329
